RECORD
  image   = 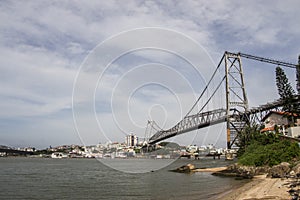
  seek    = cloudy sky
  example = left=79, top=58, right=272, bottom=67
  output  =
left=0, top=1, right=299, bottom=149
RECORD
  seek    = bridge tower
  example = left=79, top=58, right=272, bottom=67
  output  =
left=224, top=52, right=249, bottom=149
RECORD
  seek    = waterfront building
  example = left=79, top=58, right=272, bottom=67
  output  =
left=18, top=147, right=36, bottom=152
left=107, top=142, right=124, bottom=150
left=125, top=134, right=138, bottom=147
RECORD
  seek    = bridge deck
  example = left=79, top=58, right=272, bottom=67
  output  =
left=149, top=96, right=299, bottom=144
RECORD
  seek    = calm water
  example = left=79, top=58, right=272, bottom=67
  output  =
left=0, top=157, right=247, bottom=199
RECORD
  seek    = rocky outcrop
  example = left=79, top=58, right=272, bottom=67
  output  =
left=173, top=162, right=296, bottom=179
left=228, top=164, right=256, bottom=179
left=267, top=162, right=290, bottom=178
left=292, top=163, right=300, bottom=177
left=171, top=164, right=195, bottom=173
left=212, top=163, right=270, bottom=179
left=213, top=162, right=297, bottom=179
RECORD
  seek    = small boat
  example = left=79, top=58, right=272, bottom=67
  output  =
left=51, top=152, right=68, bottom=159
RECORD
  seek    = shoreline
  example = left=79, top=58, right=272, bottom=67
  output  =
left=189, top=165, right=293, bottom=200
left=216, top=174, right=291, bottom=200
left=193, top=166, right=228, bottom=172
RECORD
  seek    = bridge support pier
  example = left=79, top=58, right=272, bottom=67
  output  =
left=225, top=52, right=249, bottom=149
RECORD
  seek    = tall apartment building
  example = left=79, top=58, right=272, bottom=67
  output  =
left=125, top=134, right=138, bottom=147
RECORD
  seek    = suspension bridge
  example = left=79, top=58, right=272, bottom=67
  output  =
left=145, top=51, right=299, bottom=149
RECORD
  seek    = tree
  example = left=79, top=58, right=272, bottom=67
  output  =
left=236, top=125, right=280, bottom=157
left=236, top=125, right=260, bottom=157
left=297, top=55, right=300, bottom=94
left=295, top=56, right=300, bottom=114
left=159, top=142, right=180, bottom=150
left=275, top=66, right=295, bottom=112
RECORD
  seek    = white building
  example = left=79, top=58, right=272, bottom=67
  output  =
left=125, top=134, right=138, bottom=147
left=287, top=127, right=300, bottom=138
left=186, top=145, right=198, bottom=153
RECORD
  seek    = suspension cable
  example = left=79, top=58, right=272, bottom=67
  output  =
left=185, top=54, right=225, bottom=116
left=239, top=52, right=297, bottom=68
left=197, top=75, right=226, bottom=114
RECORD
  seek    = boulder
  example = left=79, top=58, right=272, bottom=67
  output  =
left=255, top=166, right=270, bottom=175
left=212, top=164, right=269, bottom=179
left=289, top=170, right=296, bottom=177
left=268, top=162, right=291, bottom=178
left=292, top=163, right=300, bottom=177
left=172, top=163, right=195, bottom=173
left=236, top=165, right=256, bottom=179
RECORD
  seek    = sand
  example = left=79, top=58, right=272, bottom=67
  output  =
left=193, top=167, right=228, bottom=172
left=217, top=175, right=292, bottom=200
left=189, top=165, right=296, bottom=199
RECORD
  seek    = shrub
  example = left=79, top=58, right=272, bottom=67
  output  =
left=238, top=140, right=300, bottom=167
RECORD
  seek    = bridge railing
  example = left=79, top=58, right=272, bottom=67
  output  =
left=149, top=109, right=227, bottom=144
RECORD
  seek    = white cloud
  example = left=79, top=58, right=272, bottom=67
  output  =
left=0, top=43, right=76, bottom=118
left=0, top=0, right=299, bottom=148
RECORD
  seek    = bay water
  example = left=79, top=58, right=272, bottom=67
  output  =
left=0, top=157, right=248, bottom=199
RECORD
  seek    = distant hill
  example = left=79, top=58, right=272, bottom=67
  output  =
left=0, top=145, right=11, bottom=149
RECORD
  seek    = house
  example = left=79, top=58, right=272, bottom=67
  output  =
left=261, top=111, right=300, bottom=137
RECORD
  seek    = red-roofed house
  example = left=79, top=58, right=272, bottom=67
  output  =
left=261, top=111, right=300, bottom=138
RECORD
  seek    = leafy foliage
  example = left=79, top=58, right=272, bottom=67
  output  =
left=297, top=55, right=300, bottom=94
left=236, top=125, right=280, bottom=157
left=238, top=140, right=300, bottom=167
left=158, top=142, right=180, bottom=149
left=236, top=125, right=300, bottom=166
left=293, top=58, right=300, bottom=114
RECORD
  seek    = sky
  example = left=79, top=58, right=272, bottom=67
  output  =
left=0, top=0, right=299, bottom=149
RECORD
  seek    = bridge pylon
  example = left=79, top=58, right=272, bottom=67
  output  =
left=224, top=52, right=249, bottom=149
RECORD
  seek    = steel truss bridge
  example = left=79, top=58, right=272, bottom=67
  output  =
left=146, top=51, right=299, bottom=148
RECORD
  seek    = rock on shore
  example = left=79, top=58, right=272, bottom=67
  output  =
left=216, top=162, right=300, bottom=199
left=213, top=162, right=300, bottom=179
left=171, top=164, right=196, bottom=173
left=292, top=163, right=300, bottom=177
left=172, top=162, right=300, bottom=179
left=267, top=162, right=290, bottom=178
left=172, top=162, right=300, bottom=199
left=212, top=163, right=269, bottom=179
left=171, top=164, right=228, bottom=173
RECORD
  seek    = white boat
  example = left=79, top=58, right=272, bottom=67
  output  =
left=51, top=152, right=68, bottom=159
left=115, top=151, right=127, bottom=158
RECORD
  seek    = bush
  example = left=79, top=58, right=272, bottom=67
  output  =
left=238, top=140, right=300, bottom=167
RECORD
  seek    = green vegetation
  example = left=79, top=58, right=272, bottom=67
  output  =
left=237, top=126, right=300, bottom=167
left=297, top=56, right=300, bottom=94
left=236, top=55, right=300, bottom=167
left=238, top=140, right=300, bottom=167
left=275, top=66, right=296, bottom=112
left=275, top=65, right=300, bottom=115
left=158, top=142, right=180, bottom=150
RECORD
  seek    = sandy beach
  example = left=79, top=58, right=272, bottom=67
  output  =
left=217, top=175, right=292, bottom=200
left=193, top=167, right=228, bottom=172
